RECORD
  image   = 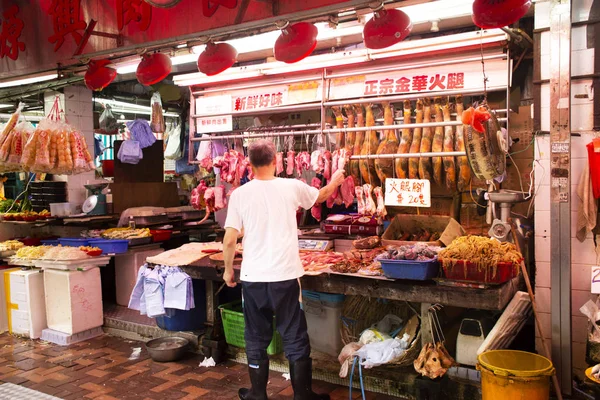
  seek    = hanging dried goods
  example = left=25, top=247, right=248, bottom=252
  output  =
left=408, top=99, right=424, bottom=179
left=344, top=105, right=356, bottom=154
left=350, top=105, right=365, bottom=185
left=418, top=99, right=433, bottom=181
left=455, top=96, right=471, bottom=191
left=441, top=98, right=456, bottom=192
left=360, top=104, right=381, bottom=186
left=395, top=100, right=412, bottom=179
left=331, top=106, right=345, bottom=149
left=375, top=101, right=399, bottom=182
left=432, top=97, right=444, bottom=186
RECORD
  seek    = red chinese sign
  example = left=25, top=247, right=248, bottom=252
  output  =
left=234, top=92, right=284, bottom=111
left=203, top=0, right=237, bottom=17
left=47, top=0, right=93, bottom=52
left=118, top=0, right=152, bottom=31
left=201, top=117, right=228, bottom=126
left=0, top=5, right=25, bottom=61
left=364, top=73, right=465, bottom=96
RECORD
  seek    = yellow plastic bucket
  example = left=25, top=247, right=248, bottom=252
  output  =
left=477, top=350, right=555, bottom=400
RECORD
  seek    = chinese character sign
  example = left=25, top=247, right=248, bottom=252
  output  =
left=117, top=0, right=152, bottom=31
left=196, top=115, right=233, bottom=134
left=363, top=73, right=465, bottom=96
left=234, top=91, right=285, bottom=112
left=385, top=179, right=431, bottom=208
left=0, top=5, right=25, bottom=61
left=47, top=0, right=89, bottom=51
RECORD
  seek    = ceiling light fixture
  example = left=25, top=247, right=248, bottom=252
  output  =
left=0, top=73, right=58, bottom=88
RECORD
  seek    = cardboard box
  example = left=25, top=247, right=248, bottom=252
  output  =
left=382, top=215, right=465, bottom=247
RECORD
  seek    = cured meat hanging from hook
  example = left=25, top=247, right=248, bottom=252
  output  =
left=455, top=96, right=471, bottom=192
left=374, top=186, right=387, bottom=217
left=442, top=97, right=457, bottom=192
left=355, top=185, right=366, bottom=215
left=432, top=97, right=445, bottom=186
left=395, top=100, right=413, bottom=179
left=418, top=98, right=433, bottom=181
left=344, top=105, right=356, bottom=153
left=408, top=99, right=424, bottom=179
left=350, top=105, right=365, bottom=186
left=375, top=101, right=399, bottom=182
left=360, top=104, right=381, bottom=186
left=363, top=183, right=377, bottom=216
left=331, top=106, right=345, bottom=149
left=286, top=150, right=295, bottom=176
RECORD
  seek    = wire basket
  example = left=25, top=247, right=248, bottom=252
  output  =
left=339, top=296, right=421, bottom=367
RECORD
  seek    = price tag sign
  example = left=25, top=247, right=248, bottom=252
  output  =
left=592, top=266, right=600, bottom=294
left=384, top=179, right=431, bottom=208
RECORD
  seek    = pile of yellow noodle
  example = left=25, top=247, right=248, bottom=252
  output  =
left=438, top=235, right=523, bottom=280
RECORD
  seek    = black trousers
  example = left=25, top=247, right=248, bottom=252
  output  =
left=242, top=279, right=311, bottom=362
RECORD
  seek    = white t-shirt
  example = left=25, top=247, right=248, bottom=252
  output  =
left=224, top=178, right=319, bottom=282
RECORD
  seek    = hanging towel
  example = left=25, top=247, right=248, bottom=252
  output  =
left=164, top=267, right=193, bottom=310
left=127, top=119, right=156, bottom=149
left=128, top=264, right=148, bottom=311
left=144, top=268, right=166, bottom=318
left=577, top=156, right=598, bottom=242
left=118, top=140, right=143, bottom=164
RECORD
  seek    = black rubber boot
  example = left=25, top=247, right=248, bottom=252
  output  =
left=290, top=358, right=330, bottom=400
left=238, top=359, right=269, bottom=400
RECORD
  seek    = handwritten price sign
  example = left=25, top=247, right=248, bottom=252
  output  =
left=384, top=179, right=431, bottom=208
left=592, top=266, right=600, bottom=294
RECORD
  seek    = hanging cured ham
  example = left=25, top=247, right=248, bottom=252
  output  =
left=418, top=99, right=433, bottom=181
left=350, top=105, right=365, bottom=185
left=432, top=97, right=444, bottom=186
left=442, top=97, right=457, bottom=192
left=344, top=105, right=356, bottom=153
left=375, top=102, right=399, bottom=183
left=408, top=99, right=424, bottom=179
left=395, top=100, right=413, bottom=179
left=360, top=104, right=381, bottom=186
left=332, top=106, right=345, bottom=149
left=455, top=95, right=471, bottom=192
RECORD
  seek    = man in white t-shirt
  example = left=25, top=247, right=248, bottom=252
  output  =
left=223, top=139, right=345, bottom=400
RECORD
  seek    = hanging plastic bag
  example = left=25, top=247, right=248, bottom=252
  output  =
left=118, top=140, right=143, bottom=165
left=96, top=104, right=120, bottom=135
left=164, top=123, right=182, bottom=160
left=127, top=119, right=156, bottom=149
left=4, top=121, right=34, bottom=172
left=0, top=103, right=24, bottom=152
left=150, top=92, right=166, bottom=135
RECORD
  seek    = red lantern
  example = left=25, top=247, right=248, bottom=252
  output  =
left=143, top=0, right=182, bottom=8
left=274, top=22, right=318, bottom=64
left=197, top=42, right=238, bottom=76
left=84, top=59, right=117, bottom=91
left=363, top=7, right=412, bottom=50
left=472, top=0, right=531, bottom=29
left=136, top=52, right=172, bottom=86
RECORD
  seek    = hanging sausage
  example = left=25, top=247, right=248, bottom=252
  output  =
left=360, top=104, right=381, bottom=186
left=418, top=98, right=433, bottom=181
left=375, top=102, right=399, bottom=182
left=395, top=100, right=413, bottom=179
left=432, top=97, right=444, bottom=186
left=408, top=99, right=424, bottom=179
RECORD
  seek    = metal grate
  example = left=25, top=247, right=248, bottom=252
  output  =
left=0, top=383, right=63, bottom=400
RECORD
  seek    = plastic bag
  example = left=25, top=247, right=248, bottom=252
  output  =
left=0, top=103, right=24, bottom=152
left=164, top=123, right=182, bottom=160
left=97, top=104, right=119, bottom=135
left=4, top=121, right=34, bottom=171
left=354, top=334, right=411, bottom=368
left=373, top=314, right=404, bottom=337
left=127, top=119, right=156, bottom=149
left=118, top=140, right=143, bottom=165
left=150, top=92, right=165, bottom=134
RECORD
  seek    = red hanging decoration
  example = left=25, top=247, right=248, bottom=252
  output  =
left=273, top=22, right=318, bottom=64
left=84, top=59, right=117, bottom=91
left=143, top=0, right=182, bottom=8
left=197, top=42, right=238, bottom=76
left=136, top=52, right=172, bottom=85
left=363, top=7, right=412, bottom=50
left=472, top=0, right=531, bottom=29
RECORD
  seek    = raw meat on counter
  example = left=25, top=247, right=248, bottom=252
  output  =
left=353, top=236, right=381, bottom=250
left=300, top=251, right=345, bottom=272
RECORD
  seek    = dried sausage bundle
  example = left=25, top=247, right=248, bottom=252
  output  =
left=375, top=102, right=398, bottom=182
left=360, top=104, right=381, bottom=186
left=418, top=98, right=433, bottom=181
left=408, top=99, right=424, bottom=179
left=395, top=100, right=413, bottom=179
left=432, top=97, right=445, bottom=186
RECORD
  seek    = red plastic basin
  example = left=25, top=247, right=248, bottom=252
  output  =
left=441, top=260, right=519, bottom=285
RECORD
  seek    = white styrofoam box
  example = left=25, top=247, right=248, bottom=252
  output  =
left=536, top=261, right=551, bottom=288
left=7, top=269, right=47, bottom=339
left=534, top=236, right=551, bottom=263
left=44, top=268, right=103, bottom=335
left=115, top=248, right=163, bottom=307
left=534, top=210, right=550, bottom=237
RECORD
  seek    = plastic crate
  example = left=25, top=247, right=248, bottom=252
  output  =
left=150, top=230, right=172, bottom=243
left=59, top=238, right=90, bottom=247
left=302, top=291, right=345, bottom=356
left=87, top=239, right=129, bottom=254
left=218, top=301, right=283, bottom=355
left=380, top=258, right=439, bottom=280
left=441, top=260, right=518, bottom=285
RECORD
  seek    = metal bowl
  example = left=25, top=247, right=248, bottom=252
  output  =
left=145, top=337, right=190, bottom=362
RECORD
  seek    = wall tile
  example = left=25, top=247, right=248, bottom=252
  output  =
left=536, top=261, right=551, bottom=288
left=536, top=287, right=551, bottom=314
left=572, top=289, right=593, bottom=317
left=572, top=264, right=592, bottom=291
left=535, top=312, right=552, bottom=340
left=534, top=210, right=550, bottom=237
left=535, top=236, right=551, bottom=263
left=572, top=315, right=589, bottom=344
left=534, top=185, right=551, bottom=212
left=572, top=237, right=598, bottom=265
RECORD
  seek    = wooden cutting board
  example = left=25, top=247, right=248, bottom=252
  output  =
left=209, top=253, right=242, bottom=266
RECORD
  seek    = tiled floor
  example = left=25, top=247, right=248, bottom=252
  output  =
left=0, top=333, right=396, bottom=399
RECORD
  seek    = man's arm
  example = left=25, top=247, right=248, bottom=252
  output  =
left=315, top=170, right=346, bottom=204
left=223, top=227, right=239, bottom=287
